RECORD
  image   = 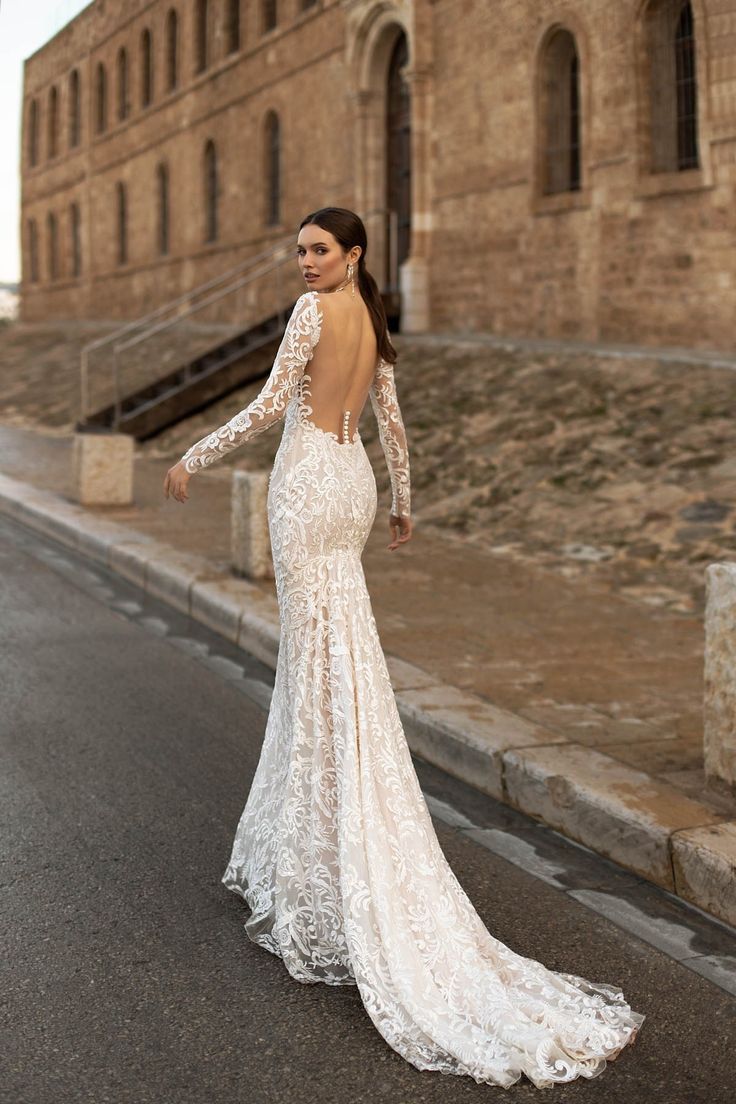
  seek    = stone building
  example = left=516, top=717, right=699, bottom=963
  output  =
left=18, top=0, right=736, bottom=351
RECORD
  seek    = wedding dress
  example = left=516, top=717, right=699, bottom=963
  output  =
left=179, top=291, right=645, bottom=1089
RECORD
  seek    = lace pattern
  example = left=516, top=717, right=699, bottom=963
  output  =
left=179, top=290, right=644, bottom=1088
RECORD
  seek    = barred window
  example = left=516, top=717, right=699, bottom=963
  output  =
left=646, top=0, right=700, bottom=173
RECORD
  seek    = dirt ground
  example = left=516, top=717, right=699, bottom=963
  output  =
left=2, top=317, right=735, bottom=616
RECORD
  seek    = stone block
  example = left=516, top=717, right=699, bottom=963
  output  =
left=503, top=744, right=723, bottom=889
left=73, top=432, right=134, bottom=506
left=231, top=470, right=274, bottom=580
left=671, top=821, right=736, bottom=928
left=704, top=563, right=736, bottom=790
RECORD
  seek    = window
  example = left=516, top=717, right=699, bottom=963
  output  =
left=166, top=9, right=178, bottom=90
left=204, top=140, right=218, bottom=242
left=540, top=29, right=581, bottom=195
left=47, top=212, right=59, bottom=279
left=70, top=202, right=82, bottom=277
left=48, top=86, right=58, bottom=159
left=141, top=28, right=153, bottom=107
left=27, top=218, right=39, bottom=282
left=117, top=47, right=129, bottom=121
left=96, top=63, right=107, bottom=133
left=264, top=111, right=280, bottom=225
left=68, top=70, right=81, bottom=148
left=262, top=0, right=277, bottom=34
left=226, top=0, right=241, bottom=53
left=157, top=163, right=170, bottom=255
left=116, top=182, right=128, bottom=264
left=195, top=0, right=209, bottom=73
left=28, top=99, right=39, bottom=167
left=645, top=0, right=700, bottom=173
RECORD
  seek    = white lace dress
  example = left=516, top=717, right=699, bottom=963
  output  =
left=179, top=292, right=645, bottom=1089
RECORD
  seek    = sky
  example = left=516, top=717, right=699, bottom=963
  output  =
left=0, top=0, right=92, bottom=285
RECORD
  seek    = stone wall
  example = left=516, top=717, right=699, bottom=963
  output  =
left=19, top=0, right=736, bottom=353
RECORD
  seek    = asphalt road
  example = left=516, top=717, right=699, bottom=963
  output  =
left=1, top=513, right=735, bottom=1104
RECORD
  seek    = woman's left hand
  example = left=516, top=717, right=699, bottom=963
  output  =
left=163, top=460, right=191, bottom=503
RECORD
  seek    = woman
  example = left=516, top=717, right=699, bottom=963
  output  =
left=163, top=207, right=644, bottom=1088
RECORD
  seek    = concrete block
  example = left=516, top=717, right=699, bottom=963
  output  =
left=231, top=470, right=274, bottom=579
left=671, top=821, right=736, bottom=928
left=704, top=562, right=736, bottom=790
left=503, top=744, right=723, bottom=889
left=73, top=431, right=134, bottom=506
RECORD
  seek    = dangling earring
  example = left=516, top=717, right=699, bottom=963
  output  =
left=347, top=262, right=355, bottom=297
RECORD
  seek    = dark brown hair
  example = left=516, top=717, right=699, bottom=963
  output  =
left=298, top=207, right=398, bottom=365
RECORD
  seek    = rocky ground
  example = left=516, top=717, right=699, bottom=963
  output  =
left=2, top=317, right=735, bottom=615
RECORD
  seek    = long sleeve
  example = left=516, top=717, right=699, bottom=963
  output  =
left=369, top=356, right=411, bottom=518
left=179, top=291, right=323, bottom=474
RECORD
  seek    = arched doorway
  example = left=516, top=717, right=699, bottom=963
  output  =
left=386, top=32, right=411, bottom=276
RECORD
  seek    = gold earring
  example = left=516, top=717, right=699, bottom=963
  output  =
left=348, top=262, right=355, bottom=297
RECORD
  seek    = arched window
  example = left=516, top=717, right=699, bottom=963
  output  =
left=226, top=0, right=241, bottom=53
left=204, top=139, right=218, bottom=242
left=48, top=86, right=58, bottom=159
left=195, top=0, right=209, bottom=73
left=540, top=28, right=581, bottom=195
left=27, top=218, right=39, bottom=283
left=262, top=0, right=277, bottom=34
left=116, top=182, right=128, bottom=264
left=96, top=63, right=107, bottom=133
left=28, top=99, right=39, bottom=167
left=645, top=0, right=700, bottom=172
left=141, top=28, right=153, bottom=107
left=117, top=47, right=129, bottom=121
left=675, top=3, right=698, bottom=169
left=47, top=212, right=59, bottom=280
left=264, top=111, right=280, bottom=225
left=70, top=202, right=82, bottom=277
left=157, top=162, right=170, bottom=255
left=166, top=8, right=178, bottom=91
left=68, top=70, right=81, bottom=148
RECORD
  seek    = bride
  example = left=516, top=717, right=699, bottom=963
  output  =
left=163, top=207, right=644, bottom=1089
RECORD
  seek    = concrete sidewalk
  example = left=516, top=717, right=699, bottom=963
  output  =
left=2, top=422, right=735, bottom=928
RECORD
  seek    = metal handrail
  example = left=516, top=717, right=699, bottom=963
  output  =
left=79, top=207, right=400, bottom=429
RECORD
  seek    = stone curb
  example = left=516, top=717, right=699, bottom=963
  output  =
left=1, top=470, right=734, bottom=928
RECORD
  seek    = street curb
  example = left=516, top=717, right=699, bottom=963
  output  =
left=2, top=470, right=735, bottom=928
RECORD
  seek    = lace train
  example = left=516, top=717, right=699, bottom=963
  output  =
left=221, top=420, right=644, bottom=1089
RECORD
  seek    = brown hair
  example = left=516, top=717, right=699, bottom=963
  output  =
left=298, top=207, right=398, bottom=365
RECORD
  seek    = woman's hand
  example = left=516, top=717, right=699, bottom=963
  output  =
left=388, top=513, right=412, bottom=551
left=163, top=460, right=191, bottom=503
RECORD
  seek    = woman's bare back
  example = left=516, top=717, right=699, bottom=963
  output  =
left=303, top=291, right=379, bottom=443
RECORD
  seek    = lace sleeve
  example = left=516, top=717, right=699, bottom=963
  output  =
left=369, top=355, right=411, bottom=518
left=179, top=291, right=322, bottom=474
